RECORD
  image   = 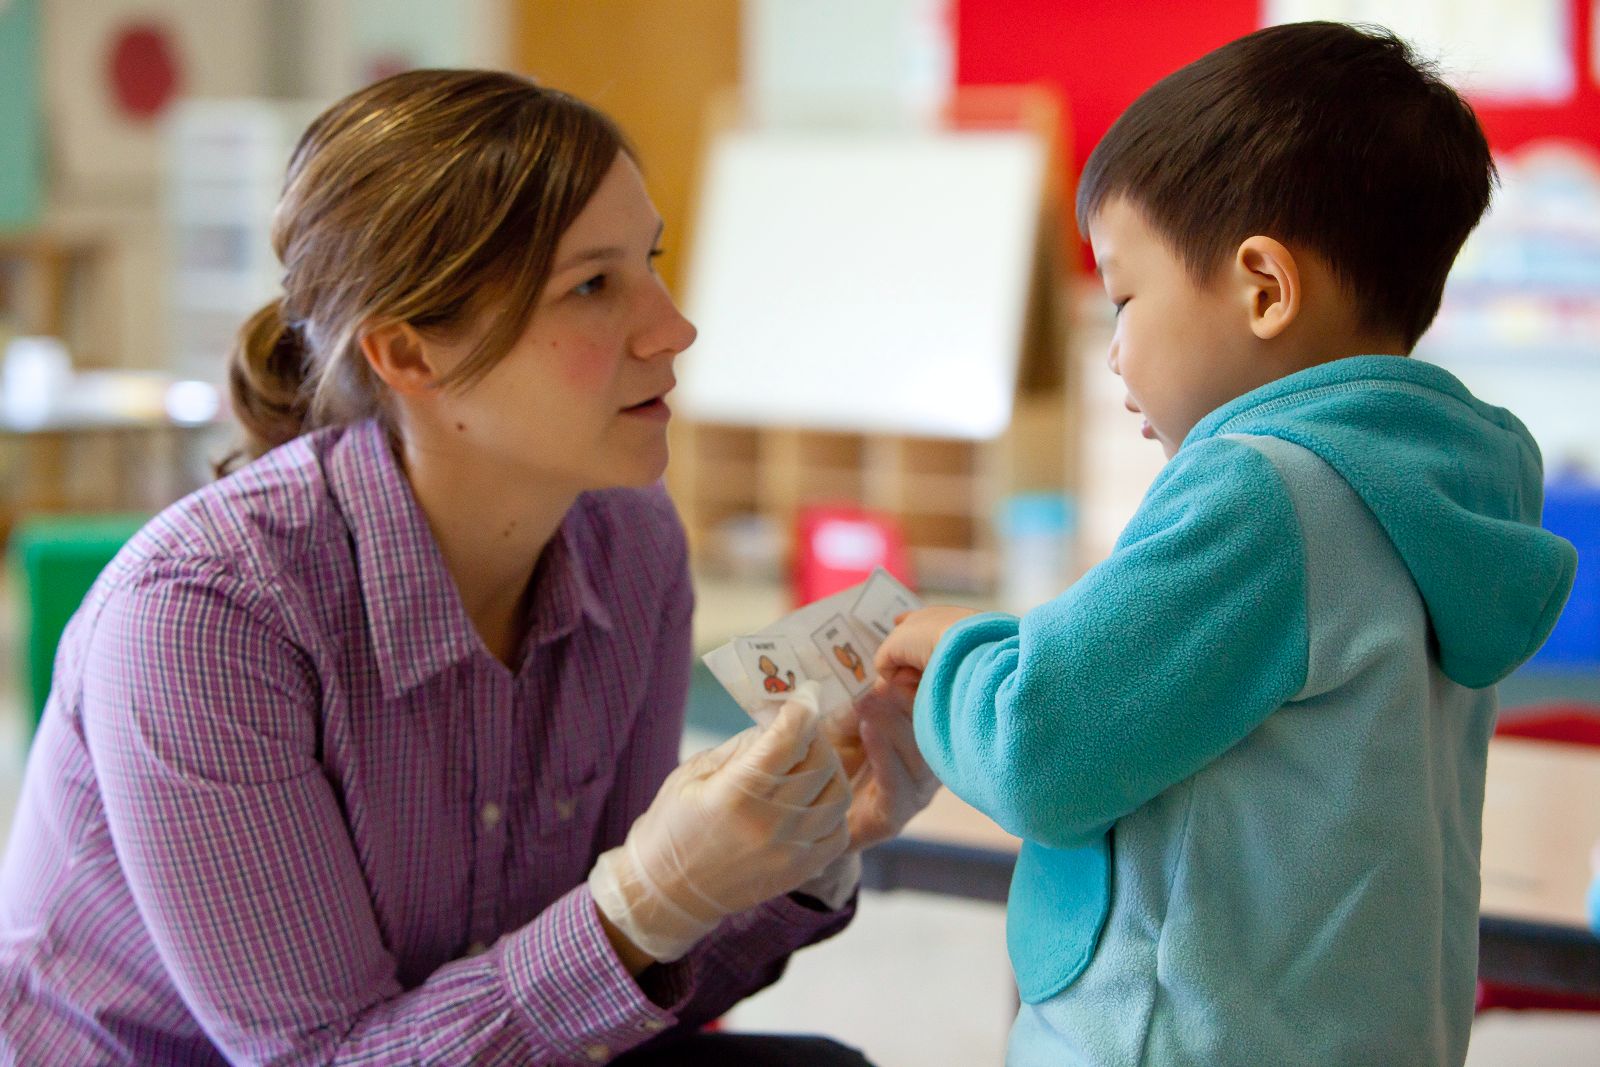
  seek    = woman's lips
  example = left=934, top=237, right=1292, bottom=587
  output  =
left=621, top=397, right=671, bottom=421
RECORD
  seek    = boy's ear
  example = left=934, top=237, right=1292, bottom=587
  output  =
left=359, top=322, right=442, bottom=396
left=1234, top=236, right=1300, bottom=341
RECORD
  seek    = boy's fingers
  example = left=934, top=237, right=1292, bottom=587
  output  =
left=873, top=632, right=908, bottom=675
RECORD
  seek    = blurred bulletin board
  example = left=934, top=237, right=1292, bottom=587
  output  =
left=0, top=0, right=42, bottom=229
left=1419, top=142, right=1600, bottom=473
left=351, top=0, right=469, bottom=77
left=43, top=0, right=269, bottom=197
left=677, top=129, right=1047, bottom=439
left=1264, top=0, right=1573, bottom=102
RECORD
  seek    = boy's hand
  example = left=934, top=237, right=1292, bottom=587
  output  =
left=873, top=605, right=981, bottom=679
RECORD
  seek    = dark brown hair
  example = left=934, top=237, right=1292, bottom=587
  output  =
left=220, top=69, right=630, bottom=474
left=1076, top=21, right=1495, bottom=351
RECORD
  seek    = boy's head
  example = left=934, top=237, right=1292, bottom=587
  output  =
left=1077, top=21, right=1495, bottom=456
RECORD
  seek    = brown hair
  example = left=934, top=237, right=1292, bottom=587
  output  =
left=219, top=69, right=630, bottom=475
left=1076, top=22, right=1495, bottom=351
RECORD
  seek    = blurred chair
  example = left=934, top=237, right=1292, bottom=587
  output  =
left=791, top=506, right=912, bottom=606
left=7, top=513, right=145, bottom=742
left=1477, top=704, right=1600, bottom=1013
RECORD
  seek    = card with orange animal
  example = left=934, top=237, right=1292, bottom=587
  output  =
left=703, top=568, right=923, bottom=723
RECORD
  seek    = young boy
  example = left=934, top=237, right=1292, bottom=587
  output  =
left=875, top=22, right=1577, bottom=1066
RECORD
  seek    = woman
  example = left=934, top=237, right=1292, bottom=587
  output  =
left=0, top=70, right=934, bottom=1065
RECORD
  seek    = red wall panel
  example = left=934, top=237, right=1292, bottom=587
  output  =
left=958, top=0, right=1600, bottom=187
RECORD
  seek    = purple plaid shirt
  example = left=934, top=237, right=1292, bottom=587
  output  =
left=0, top=419, right=851, bottom=1065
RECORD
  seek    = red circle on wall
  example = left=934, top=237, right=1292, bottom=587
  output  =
left=108, top=24, right=181, bottom=121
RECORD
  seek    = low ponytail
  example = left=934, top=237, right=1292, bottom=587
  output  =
left=217, top=299, right=310, bottom=477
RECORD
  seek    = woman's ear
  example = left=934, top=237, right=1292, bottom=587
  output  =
left=359, top=322, right=441, bottom=396
left=1234, top=236, right=1300, bottom=341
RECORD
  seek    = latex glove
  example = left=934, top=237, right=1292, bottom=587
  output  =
left=840, top=666, right=941, bottom=851
left=588, top=691, right=852, bottom=963
left=793, top=670, right=940, bottom=909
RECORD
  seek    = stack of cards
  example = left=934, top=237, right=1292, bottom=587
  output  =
left=703, top=568, right=924, bottom=723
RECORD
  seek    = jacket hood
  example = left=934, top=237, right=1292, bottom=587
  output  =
left=1187, top=356, right=1577, bottom=689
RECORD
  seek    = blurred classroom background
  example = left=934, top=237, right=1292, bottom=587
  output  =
left=2, top=1, right=1599, bottom=1063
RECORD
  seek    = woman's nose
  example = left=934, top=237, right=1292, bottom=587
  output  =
left=635, top=288, right=697, bottom=361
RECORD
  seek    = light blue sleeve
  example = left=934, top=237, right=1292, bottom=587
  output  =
left=914, top=436, right=1311, bottom=849
left=1589, top=866, right=1600, bottom=935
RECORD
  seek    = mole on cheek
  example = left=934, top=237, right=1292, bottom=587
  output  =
left=502, top=519, right=517, bottom=539
left=455, top=422, right=466, bottom=432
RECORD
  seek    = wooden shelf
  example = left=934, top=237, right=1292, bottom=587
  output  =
left=0, top=234, right=104, bottom=356
left=669, top=412, right=1062, bottom=593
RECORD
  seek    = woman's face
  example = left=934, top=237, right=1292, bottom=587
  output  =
left=430, top=152, right=696, bottom=493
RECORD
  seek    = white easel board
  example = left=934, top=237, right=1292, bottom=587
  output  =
left=677, top=127, right=1047, bottom=440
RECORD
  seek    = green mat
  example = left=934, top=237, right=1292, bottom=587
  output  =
left=8, top=514, right=146, bottom=740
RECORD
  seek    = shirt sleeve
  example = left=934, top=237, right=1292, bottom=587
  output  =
left=585, top=542, right=854, bottom=1041
left=81, top=558, right=687, bottom=1066
left=914, top=436, right=1312, bottom=850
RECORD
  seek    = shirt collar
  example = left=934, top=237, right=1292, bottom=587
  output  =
left=328, top=420, right=613, bottom=699
left=520, top=507, right=615, bottom=651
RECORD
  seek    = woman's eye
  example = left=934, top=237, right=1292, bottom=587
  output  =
left=1113, top=298, right=1129, bottom=317
left=575, top=274, right=607, bottom=296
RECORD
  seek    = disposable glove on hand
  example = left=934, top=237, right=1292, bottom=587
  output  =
left=832, top=667, right=941, bottom=852
left=793, top=669, right=942, bottom=910
left=588, top=687, right=852, bottom=963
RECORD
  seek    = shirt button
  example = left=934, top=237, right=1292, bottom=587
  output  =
left=584, top=1043, right=610, bottom=1062
left=466, top=941, right=488, bottom=957
left=479, top=803, right=502, bottom=829
left=555, top=797, right=576, bottom=821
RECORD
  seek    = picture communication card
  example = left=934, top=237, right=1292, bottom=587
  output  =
left=703, top=568, right=923, bottom=724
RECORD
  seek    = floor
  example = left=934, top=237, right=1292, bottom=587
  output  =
left=1, top=573, right=1597, bottom=1065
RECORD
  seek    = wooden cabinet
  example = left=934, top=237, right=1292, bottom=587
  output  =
left=672, top=390, right=1071, bottom=594
left=511, top=0, right=740, bottom=294
left=0, top=235, right=102, bottom=349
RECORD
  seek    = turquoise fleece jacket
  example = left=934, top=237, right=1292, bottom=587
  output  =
left=915, top=356, right=1578, bottom=1066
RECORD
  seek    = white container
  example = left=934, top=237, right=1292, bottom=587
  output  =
left=1, top=335, right=72, bottom=427
left=997, top=493, right=1076, bottom=616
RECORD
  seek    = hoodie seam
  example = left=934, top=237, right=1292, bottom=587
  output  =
left=1206, top=379, right=1522, bottom=445
left=1220, top=435, right=1318, bottom=701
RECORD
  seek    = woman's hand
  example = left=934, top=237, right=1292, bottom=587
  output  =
left=831, top=667, right=940, bottom=852
left=589, top=696, right=852, bottom=965
left=787, top=667, right=943, bottom=911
